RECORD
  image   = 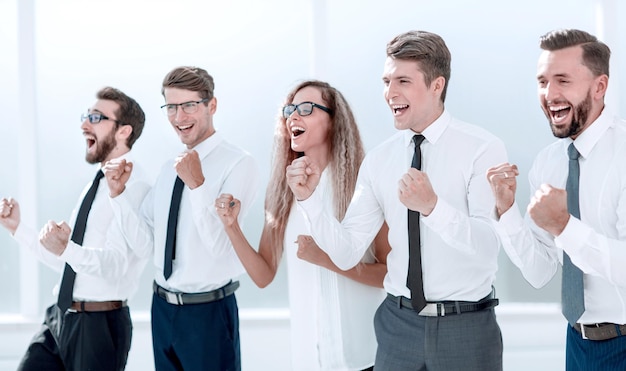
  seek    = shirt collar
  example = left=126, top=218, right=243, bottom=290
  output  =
left=189, top=131, right=222, bottom=159
left=571, top=106, right=614, bottom=159
left=403, top=109, right=451, bottom=148
left=99, top=149, right=134, bottom=170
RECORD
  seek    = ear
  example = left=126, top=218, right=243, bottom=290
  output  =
left=432, top=76, right=446, bottom=97
left=593, top=74, right=608, bottom=100
left=116, top=124, right=133, bottom=142
left=208, top=97, right=217, bottom=115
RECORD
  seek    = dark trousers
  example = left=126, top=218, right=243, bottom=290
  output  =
left=373, top=296, right=502, bottom=371
left=151, top=292, right=241, bottom=371
left=17, top=304, right=132, bottom=371
left=566, top=323, right=626, bottom=370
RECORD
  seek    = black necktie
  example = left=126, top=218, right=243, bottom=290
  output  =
left=57, top=169, right=104, bottom=312
left=164, top=176, right=184, bottom=280
left=407, top=134, right=427, bottom=312
left=562, top=143, right=585, bottom=325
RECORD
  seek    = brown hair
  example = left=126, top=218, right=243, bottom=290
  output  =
left=539, top=29, right=611, bottom=77
left=386, top=30, right=452, bottom=103
left=161, top=66, right=215, bottom=101
left=96, top=86, right=145, bottom=148
left=264, top=80, right=365, bottom=263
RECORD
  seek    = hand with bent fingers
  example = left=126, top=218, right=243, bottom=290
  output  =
left=0, top=197, right=20, bottom=235
left=103, top=158, right=133, bottom=198
left=286, top=156, right=321, bottom=201
left=175, top=150, right=205, bottom=189
left=398, top=168, right=437, bottom=216
left=528, top=183, right=569, bottom=236
left=39, top=221, right=71, bottom=256
left=296, top=235, right=333, bottom=269
left=486, top=162, right=520, bottom=217
left=215, top=194, right=240, bottom=227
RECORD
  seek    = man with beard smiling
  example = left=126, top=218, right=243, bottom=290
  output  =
left=105, top=66, right=259, bottom=371
left=0, top=86, right=149, bottom=370
left=488, top=29, right=626, bottom=370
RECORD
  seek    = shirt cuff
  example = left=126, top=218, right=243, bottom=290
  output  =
left=60, top=240, right=81, bottom=266
left=554, top=216, right=592, bottom=255
left=420, top=197, right=450, bottom=232
left=13, top=223, right=38, bottom=248
left=497, top=201, right=525, bottom=235
left=297, top=189, right=324, bottom=222
left=188, top=180, right=210, bottom=211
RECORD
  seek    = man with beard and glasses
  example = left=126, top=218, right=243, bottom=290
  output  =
left=487, top=29, right=626, bottom=370
left=0, top=87, right=150, bottom=371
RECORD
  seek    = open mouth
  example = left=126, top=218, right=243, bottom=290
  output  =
left=85, top=135, right=96, bottom=150
left=549, top=105, right=571, bottom=123
left=392, top=104, right=409, bottom=115
left=177, top=123, right=193, bottom=132
left=291, top=126, right=306, bottom=138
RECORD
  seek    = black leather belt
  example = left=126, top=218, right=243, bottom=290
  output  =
left=573, top=322, right=626, bottom=341
left=387, top=292, right=499, bottom=317
left=69, top=300, right=127, bottom=312
left=153, top=281, right=239, bottom=305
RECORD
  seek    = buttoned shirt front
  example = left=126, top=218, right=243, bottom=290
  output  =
left=112, top=132, right=260, bottom=293
left=498, top=108, right=626, bottom=325
left=14, top=151, right=151, bottom=302
left=299, top=110, right=508, bottom=302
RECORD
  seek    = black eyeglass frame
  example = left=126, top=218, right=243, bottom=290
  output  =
left=282, top=101, right=333, bottom=119
left=160, top=98, right=209, bottom=116
left=81, top=112, right=119, bottom=124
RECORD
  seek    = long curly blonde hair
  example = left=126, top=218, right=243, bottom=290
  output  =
left=264, top=80, right=365, bottom=263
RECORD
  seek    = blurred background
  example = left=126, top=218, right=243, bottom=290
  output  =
left=0, top=0, right=624, bottom=369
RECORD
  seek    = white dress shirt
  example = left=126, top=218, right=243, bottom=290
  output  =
left=299, top=110, right=508, bottom=302
left=112, top=132, right=260, bottom=293
left=286, top=170, right=384, bottom=371
left=498, top=108, right=626, bottom=325
left=13, top=151, right=151, bottom=302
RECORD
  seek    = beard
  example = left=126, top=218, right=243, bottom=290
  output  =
left=547, top=90, right=591, bottom=139
left=85, top=128, right=116, bottom=164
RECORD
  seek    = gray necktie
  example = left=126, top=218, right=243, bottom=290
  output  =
left=561, top=143, right=585, bottom=325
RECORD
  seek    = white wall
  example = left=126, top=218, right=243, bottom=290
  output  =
left=0, top=0, right=624, bottom=368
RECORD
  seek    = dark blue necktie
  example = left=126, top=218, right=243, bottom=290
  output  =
left=57, top=169, right=104, bottom=312
left=164, top=176, right=184, bottom=280
left=407, top=134, right=427, bottom=312
left=561, top=143, right=585, bottom=325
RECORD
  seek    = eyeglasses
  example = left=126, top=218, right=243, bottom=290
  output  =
left=160, top=98, right=209, bottom=116
left=282, top=101, right=333, bottom=119
left=81, top=112, right=118, bottom=124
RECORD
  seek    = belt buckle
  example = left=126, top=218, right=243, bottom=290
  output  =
left=580, top=324, right=588, bottom=340
left=419, top=303, right=444, bottom=317
left=165, top=291, right=183, bottom=305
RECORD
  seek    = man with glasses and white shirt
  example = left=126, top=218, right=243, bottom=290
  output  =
left=0, top=87, right=149, bottom=371
left=105, top=66, right=259, bottom=371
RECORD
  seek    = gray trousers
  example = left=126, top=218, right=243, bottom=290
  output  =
left=373, top=296, right=502, bottom=371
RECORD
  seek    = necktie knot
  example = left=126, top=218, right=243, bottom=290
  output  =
left=413, top=134, right=425, bottom=147
left=568, top=143, right=580, bottom=160
left=411, top=135, right=425, bottom=170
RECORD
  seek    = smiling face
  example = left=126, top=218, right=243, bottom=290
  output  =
left=285, top=86, right=332, bottom=159
left=537, top=45, right=606, bottom=139
left=382, top=57, right=445, bottom=133
left=163, top=87, right=216, bottom=148
left=81, top=99, right=121, bottom=164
